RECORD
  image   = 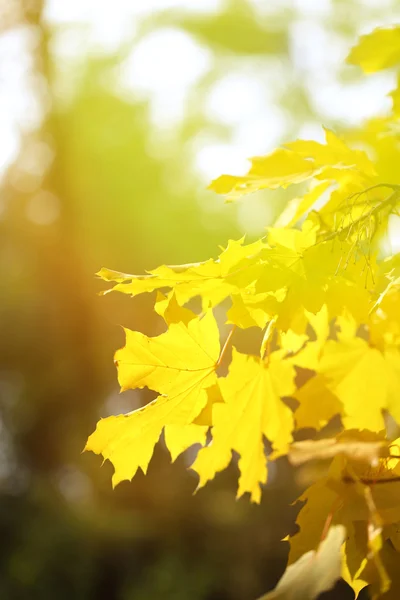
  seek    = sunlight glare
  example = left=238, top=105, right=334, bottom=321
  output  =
left=117, top=28, right=212, bottom=126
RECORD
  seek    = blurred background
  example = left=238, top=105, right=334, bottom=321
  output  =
left=0, top=0, right=400, bottom=598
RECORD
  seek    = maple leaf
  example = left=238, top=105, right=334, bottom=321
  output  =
left=364, top=541, right=400, bottom=600
left=370, top=265, right=400, bottom=349
left=88, top=22, right=400, bottom=600
left=164, top=423, right=208, bottom=463
left=192, top=347, right=296, bottom=503
left=154, top=291, right=195, bottom=325
left=288, top=477, right=342, bottom=564
left=273, top=181, right=331, bottom=228
left=259, top=525, right=346, bottom=600
left=227, top=290, right=284, bottom=329
left=341, top=521, right=369, bottom=598
left=281, top=305, right=329, bottom=370
left=208, top=128, right=375, bottom=200
left=391, top=82, right=400, bottom=117
left=97, top=237, right=266, bottom=309
left=347, top=26, right=400, bottom=74
left=85, top=311, right=220, bottom=486
left=317, top=337, right=400, bottom=431
left=294, top=375, right=343, bottom=431
left=209, top=148, right=317, bottom=200
left=255, top=225, right=328, bottom=326
left=285, top=129, right=376, bottom=181
left=288, top=430, right=400, bottom=596
left=114, top=309, right=219, bottom=395
left=256, top=223, right=372, bottom=329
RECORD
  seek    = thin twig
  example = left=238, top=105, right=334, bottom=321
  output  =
left=343, top=475, right=400, bottom=485
left=316, top=187, right=400, bottom=248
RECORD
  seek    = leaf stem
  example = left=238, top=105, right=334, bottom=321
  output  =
left=216, top=325, right=237, bottom=368
left=320, top=496, right=343, bottom=542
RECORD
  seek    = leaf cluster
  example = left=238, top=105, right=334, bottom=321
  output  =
left=86, top=24, right=400, bottom=599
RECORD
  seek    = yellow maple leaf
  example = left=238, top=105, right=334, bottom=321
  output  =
left=364, top=541, right=400, bottom=600
left=370, top=277, right=400, bottom=350
left=256, top=225, right=370, bottom=329
left=165, top=383, right=225, bottom=462
left=391, top=81, right=400, bottom=117
left=285, top=128, right=376, bottom=180
left=288, top=478, right=342, bottom=564
left=208, top=148, right=317, bottom=200
left=115, top=310, right=219, bottom=395
left=288, top=437, right=400, bottom=596
left=294, top=375, right=342, bottom=431
left=164, top=423, right=208, bottom=463
left=318, top=337, right=400, bottom=431
left=97, top=237, right=266, bottom=309
left=273, top=180, right=331, bottom=228
left=289, top=432, right=398, bottom=544
left=347, top=26, right=400, bottom=74
left=154, top=291, right=195, bottom=326
left=282, top=305, right=329, bottom=370
left=227, top=291, right=283, bottom=329
left=208, top=128, right=375, bottom=200
left=85, top=311, right=220, bottom=486
left=192, top=348, right=296, bottom=503
left=255, top=224, right=326, bottom=321
left=341, top=521, right=369, bottom=598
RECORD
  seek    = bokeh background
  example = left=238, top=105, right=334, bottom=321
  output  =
left=1, top=0, right=400, bottom=598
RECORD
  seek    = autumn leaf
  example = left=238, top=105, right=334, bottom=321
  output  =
left=97, top=237, right=267, bottom=309
left=85, top=311, right=220, bottom=486
left=154, top=291, right=195, bottom=325
left=288, top=477, right=341, bottom=564
left=341, top=521, right=369, bottom=598
left=364, top=542, right=400, bottom=600
left=391, top=82, right=400, bottom=117
left=89, top=22, right=400, bottom=600
left=317, top=337, right=400, bottom=431
left=258, top=525, right=346, bottom=600
left=256, top=223, right=370, bottom=328
left=209, top=128, right=375, bottom=200
left=288, top=431, right=400, bottom=597
left=192, top=348, right=296, bottom=503
left=208, top=148, right=317, bottom=200
left=294, top=375, right=343, bottom=431
left=164, top=423, right=208, bottom=463
left=347, top=26, right=400, bottom=73
left=285, top=128, right=376, bottom=180
left=273, top=181, right=331, bottom=228
left=288, top=437, right=390, bottom=467
left=282, top=305, right=329, bottom=370
left=227, top=291, right=283, bottom=329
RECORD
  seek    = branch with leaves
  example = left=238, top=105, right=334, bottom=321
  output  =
left=86, top=24, right=400, bottom=600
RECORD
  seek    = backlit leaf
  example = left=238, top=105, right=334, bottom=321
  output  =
left=98, top=237, right=267, bottom=309
left=85, top=312, right=220, bottom=485
left=347, top=26, right=400, bottom=73
left=209, top=128, right=375, bottom=200
left=259, top=525, right=346, bottom=600
left=192, top=348, right=296, bottom=503
left=318, top=337, right=400, bottom=431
